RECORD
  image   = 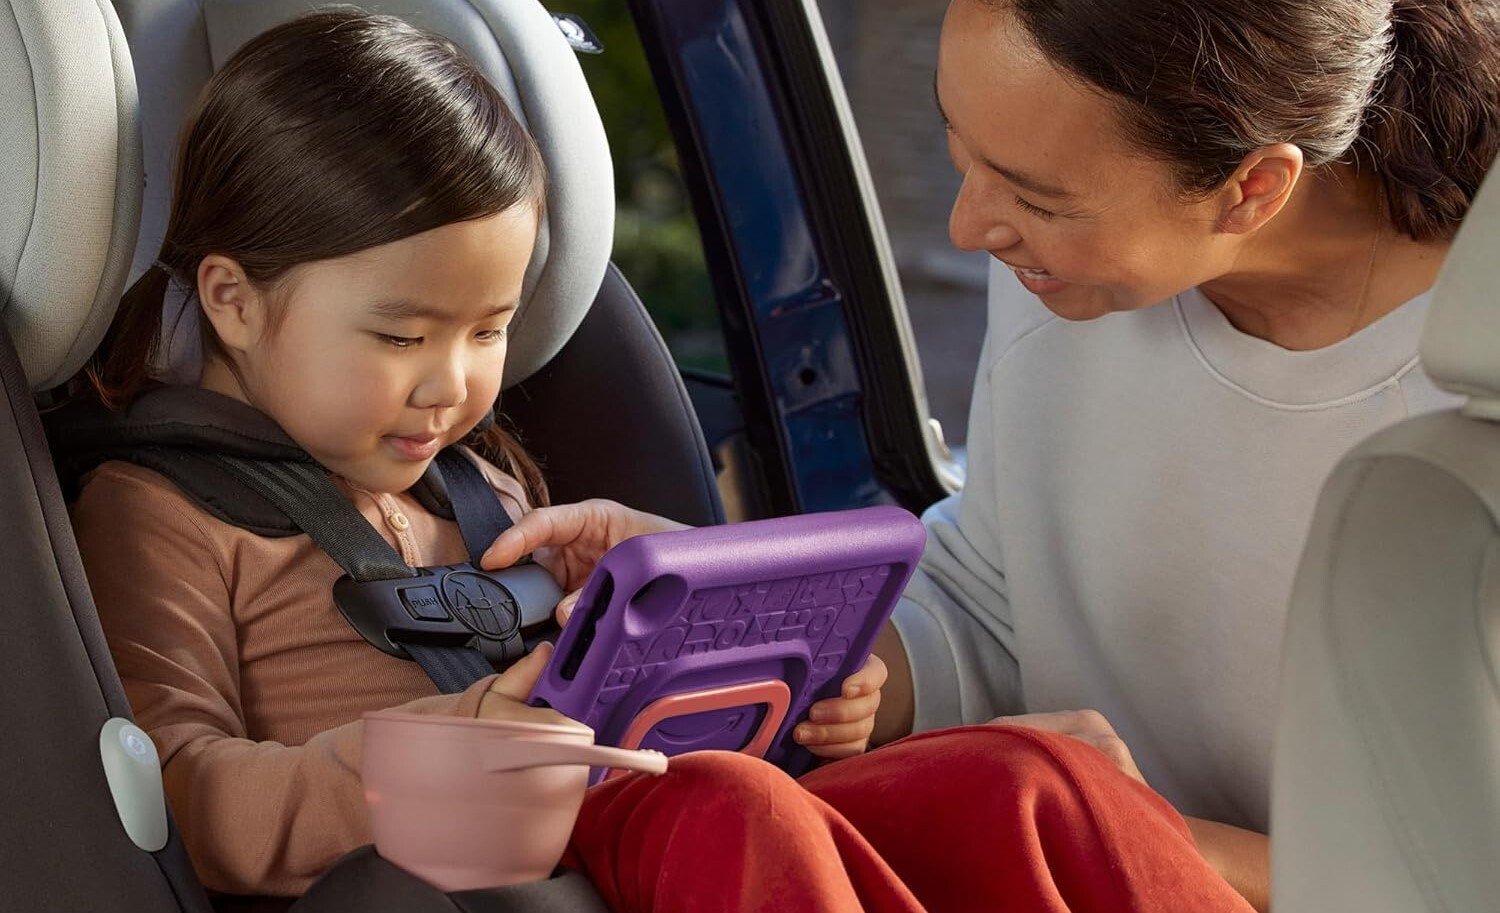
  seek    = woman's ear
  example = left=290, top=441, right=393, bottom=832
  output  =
left=1217, top=143, right=1304, bottom=235
left=196, top=254, right=266, bottom=354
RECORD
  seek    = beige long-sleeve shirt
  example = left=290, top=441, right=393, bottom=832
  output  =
left=72, top=455, right=528, bottom=897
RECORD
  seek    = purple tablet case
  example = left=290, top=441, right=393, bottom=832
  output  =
left=529, top=506, right=925, bottom=782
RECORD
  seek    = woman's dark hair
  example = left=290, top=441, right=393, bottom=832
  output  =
left=87, top=8, right=549, bottom=504
left=990, top=0, right=1499, bottom=241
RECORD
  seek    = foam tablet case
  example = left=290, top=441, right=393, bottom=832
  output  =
left=529, top=506, right=925, bottom=781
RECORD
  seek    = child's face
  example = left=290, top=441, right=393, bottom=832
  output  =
left=206, top=207, right=538, bottom=493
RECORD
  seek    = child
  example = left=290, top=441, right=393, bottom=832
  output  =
left=71, top=8, right=876, bottom=899
left=71, top=10, right=1256, bottom=913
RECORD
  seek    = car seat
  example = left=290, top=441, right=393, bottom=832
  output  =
left=0, top=0, right=718, bottom=909
left=115, top=0, right=724, bottom=527
left=1272, top=160, right=1500, bottom=911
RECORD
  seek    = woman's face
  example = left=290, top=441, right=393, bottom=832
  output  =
left=938, top=0, right=1240, bottom=319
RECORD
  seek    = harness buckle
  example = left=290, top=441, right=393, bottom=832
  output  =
left=333, top=562, right=562, bottom=667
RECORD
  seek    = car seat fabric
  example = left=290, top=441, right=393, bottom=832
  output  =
left=504, top=264, right=726, bottom=524
left=0, top=329, right=215, bottom=912
left=0, top=0, right=212, bottom=908
left=1272, top=161, right=1500, bottom=912
left=0, top=0, right=142, bottom=390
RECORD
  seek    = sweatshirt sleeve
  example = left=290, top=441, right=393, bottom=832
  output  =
left=891, top=341, right=1025, bottom=732
left=72, top=466, right=496, bottom=897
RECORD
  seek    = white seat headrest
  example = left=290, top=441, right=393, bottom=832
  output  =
left=0, top=0, right=141, bottom=391
left=115, top=0, right=613, bottom=389
left=1421, top=158, right=1500, bottom=419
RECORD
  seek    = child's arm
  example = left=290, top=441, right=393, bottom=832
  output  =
left=73, top=467, right=498, bottom=897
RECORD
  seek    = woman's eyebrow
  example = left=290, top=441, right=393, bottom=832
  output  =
left=934, top=73, right=1078, bottom=202
left=996, top=165, right=1076, bottom=202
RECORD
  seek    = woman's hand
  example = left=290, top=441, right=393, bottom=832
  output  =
left=793, top=654, right=888, bottom=761
left=481, top=500, right=688, bottom=623
left=990, top=708, right=1146, bottom=783
left=993, top=708, right=1269, bottom=911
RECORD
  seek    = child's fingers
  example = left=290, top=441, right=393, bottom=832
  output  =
left=486, top=641, right=554, bottom=701
left=794, top=718, right=875, bottom=749
left=807, top=689, right=881, bottom=724
left=841, top=654, right=888, bottom=698
left=555, top=590, right=582, bottom=626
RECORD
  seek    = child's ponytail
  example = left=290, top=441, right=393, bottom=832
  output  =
left=85, top=263, right=172, bottom=410
left=468, top=421, right=551, bottom=509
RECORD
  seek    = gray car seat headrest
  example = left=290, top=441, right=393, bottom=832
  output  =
left=0, top=0, right=141, bottom=392
left=117, top=0, right=613, bottom=389
left=1421, top=158, right=1500, bottom=419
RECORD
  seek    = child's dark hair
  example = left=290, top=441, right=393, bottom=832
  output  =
left=87, top=8, right=549, bottom=505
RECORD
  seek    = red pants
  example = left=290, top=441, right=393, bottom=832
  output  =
left=565, top=726, right=1254, bottom=913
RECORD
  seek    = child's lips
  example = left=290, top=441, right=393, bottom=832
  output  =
left=386, top=432, right=443, bottom=461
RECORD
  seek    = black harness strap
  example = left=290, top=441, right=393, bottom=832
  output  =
left=435, top=449, right=514, bottom=565
left=214, top=454, right=414, bottom=582
left=203, top=452, right=519, bottom=694
left=401, top=642, right=499, bottom=695
left=47, top=389, right=537, bottom=694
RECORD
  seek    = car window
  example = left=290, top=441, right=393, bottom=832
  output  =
left=563, top=1, right=729, bottom=377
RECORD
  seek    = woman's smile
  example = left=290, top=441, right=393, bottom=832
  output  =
left=999, top=257, right=1069, bottom=295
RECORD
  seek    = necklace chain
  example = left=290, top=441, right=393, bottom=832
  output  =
left=1345, top=223, right=1384, bottom=338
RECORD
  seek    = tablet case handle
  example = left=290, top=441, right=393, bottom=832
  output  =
left=479, top=740, right=669, bottom=777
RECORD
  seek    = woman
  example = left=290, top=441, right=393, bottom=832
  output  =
left=873, top=0, right=1497, bottom=907
left=487, top=0, right=1498, bottom=909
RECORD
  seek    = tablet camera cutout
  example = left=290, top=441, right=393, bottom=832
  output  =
left=559, top=571, right=612, bottom=681
left=622, top=574, right=688, bottom=640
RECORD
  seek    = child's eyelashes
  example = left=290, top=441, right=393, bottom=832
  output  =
left=373, top=328, right=507, bottom=349
left=377, top=333, right=422, bottom=349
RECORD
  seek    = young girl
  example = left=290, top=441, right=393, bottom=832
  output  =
left=72, top=10, right=1255, bottom=913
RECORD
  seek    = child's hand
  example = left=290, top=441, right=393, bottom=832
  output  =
left=793, top=654, right=888, bottom=760
left=476, top=642, right=575, bottom=727
left=481, top=500, right=689, bottom=624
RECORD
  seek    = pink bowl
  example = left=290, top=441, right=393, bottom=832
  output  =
left=362, top=710, right=666, bottom=892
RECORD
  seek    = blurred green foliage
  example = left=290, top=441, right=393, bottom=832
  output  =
left=557, top=1, right=728, bottom=373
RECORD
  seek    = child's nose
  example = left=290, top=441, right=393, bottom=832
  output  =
left=411, top=358, right=469, bottom=410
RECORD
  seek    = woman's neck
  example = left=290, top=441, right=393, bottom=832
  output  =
left=1199, top=168, right=1449, bottom=351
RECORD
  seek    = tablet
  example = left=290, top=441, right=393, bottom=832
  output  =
left=529, top=506, right=925, bottom=781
